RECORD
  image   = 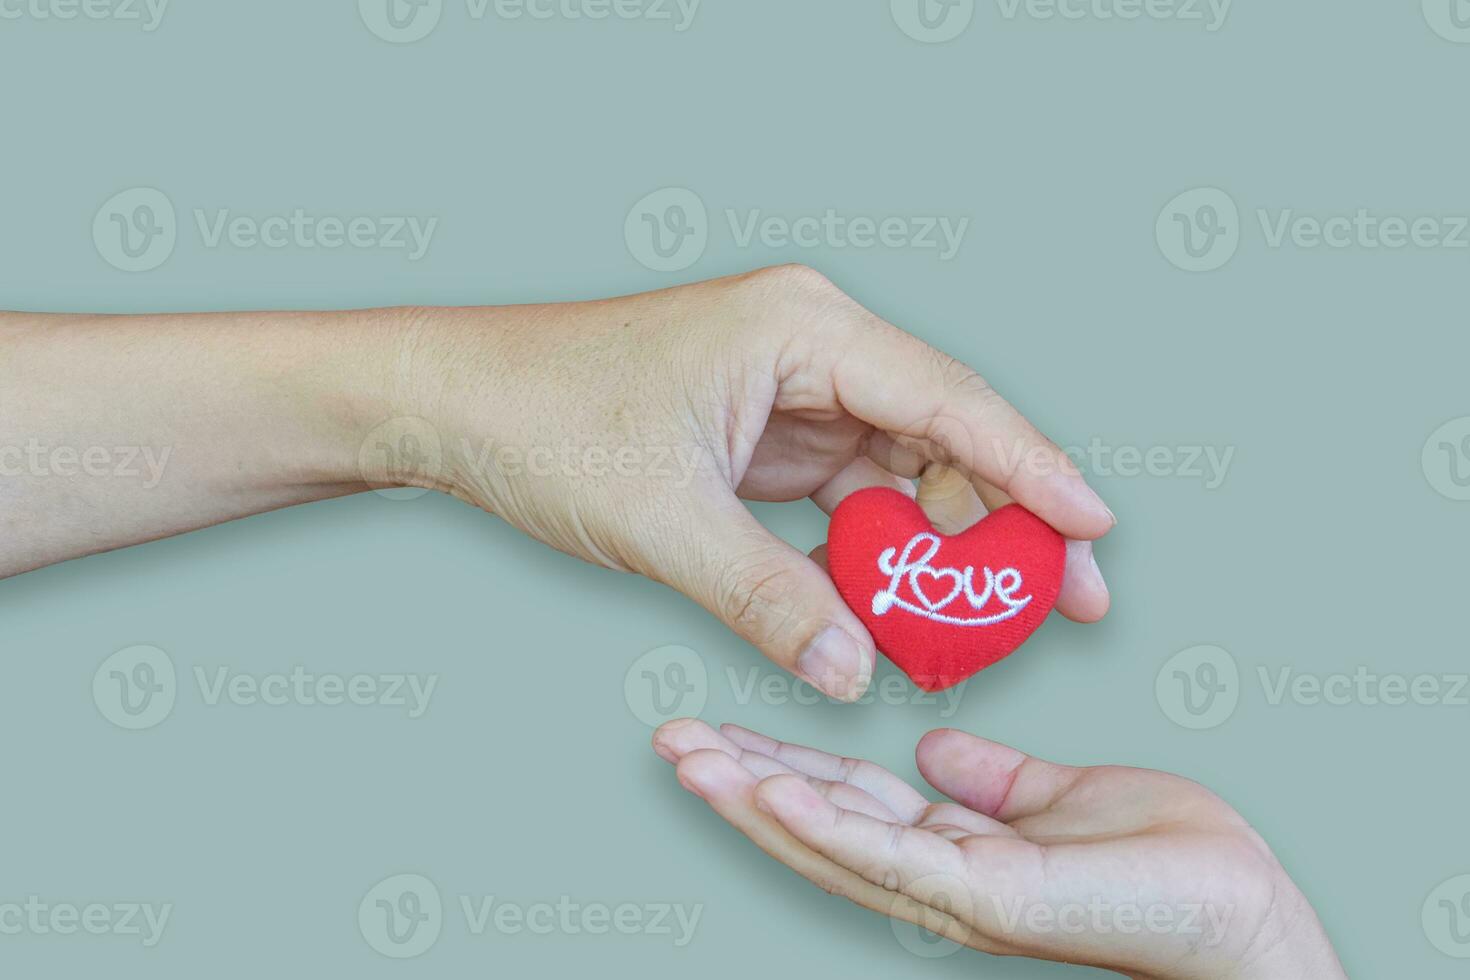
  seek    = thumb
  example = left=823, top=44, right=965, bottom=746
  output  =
left=915, top=729, right=1081, bottom=821
left=648, top=496, right=875, bottom=702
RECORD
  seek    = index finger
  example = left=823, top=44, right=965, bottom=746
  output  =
left=834, top=319, right=1115, bottom=540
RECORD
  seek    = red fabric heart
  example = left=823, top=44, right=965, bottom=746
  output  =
left=827, top=488, right=1065, bottom=692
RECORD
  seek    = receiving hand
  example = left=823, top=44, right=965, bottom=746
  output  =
left=652, top=719, right=1344, bottom=979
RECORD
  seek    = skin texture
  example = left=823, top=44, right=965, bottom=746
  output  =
left=1, top=265, right=1113, bottom=699
left=652, top=719, right=1347, bottom=980
left=1, top=264, right=1342, bottom=973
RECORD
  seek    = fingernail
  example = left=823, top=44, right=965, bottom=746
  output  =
left=1088, top=548, right=1108, bottom=591
left=798, top=626, right=872, bottom=702
left=1076, top=482, right=1115, bottom=528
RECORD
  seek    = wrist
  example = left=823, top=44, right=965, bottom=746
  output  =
left=325, top=305, right=467, bottom=495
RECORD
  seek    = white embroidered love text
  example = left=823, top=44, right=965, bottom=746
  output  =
left=872, top=533, right=1032, bottom=627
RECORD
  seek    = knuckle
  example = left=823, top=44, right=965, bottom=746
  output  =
left=717, top=550, right=801, bottom=642
left=759, top=262, right=838, bottom=298
left=884, top=822, right=908, bottom=858
left=917, top=802, right=948, bottom=825
left=933, top=354, right=1004, bottom=419
left=810, top=874, right=848, bottom=899
left=918, top=413, right=966, bottom=467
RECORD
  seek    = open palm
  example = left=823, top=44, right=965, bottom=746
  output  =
left=652, top=720, right=1343, bottom=979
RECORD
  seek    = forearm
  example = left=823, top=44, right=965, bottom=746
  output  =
left=0, top=307, right=414, bottom=578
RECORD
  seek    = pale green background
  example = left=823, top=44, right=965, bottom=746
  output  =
left=2, top=1, right=1467, bottom=976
